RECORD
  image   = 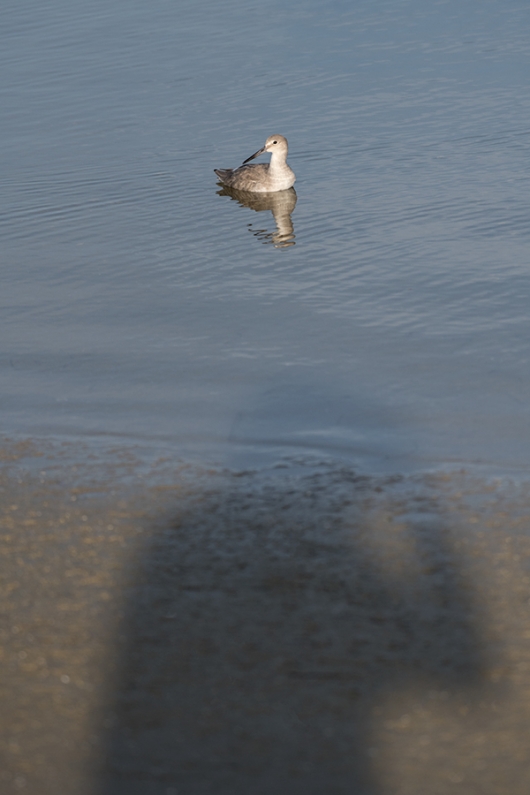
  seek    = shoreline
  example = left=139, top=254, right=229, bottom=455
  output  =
left=2, top=438, right=530, bottom=793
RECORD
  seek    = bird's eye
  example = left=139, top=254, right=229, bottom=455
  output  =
left=273, top=140, right=277, bottom=144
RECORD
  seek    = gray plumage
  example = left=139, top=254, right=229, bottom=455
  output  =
left=214, top=134, right=295, bottom=193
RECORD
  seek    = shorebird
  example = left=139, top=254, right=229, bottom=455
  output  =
left=214, top=134, right=295, bottom=193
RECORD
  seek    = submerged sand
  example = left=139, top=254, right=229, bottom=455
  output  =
left=1, top=438, right=530, bottom=794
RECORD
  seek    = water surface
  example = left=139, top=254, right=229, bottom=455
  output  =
left=2, top=0, right=530, bottom=474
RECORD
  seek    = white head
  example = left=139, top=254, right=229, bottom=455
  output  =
left=243, top=134, right=289, bottom=164
left=263, top=134, right=288, bottom=155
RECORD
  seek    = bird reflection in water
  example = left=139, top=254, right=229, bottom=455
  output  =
left=216, top=186, right=297, bottom=248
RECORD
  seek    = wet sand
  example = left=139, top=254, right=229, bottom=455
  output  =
left=2, top=438, right=530, bottom=794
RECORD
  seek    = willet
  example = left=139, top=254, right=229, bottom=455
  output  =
left=214, top=134, right=295, bottom=193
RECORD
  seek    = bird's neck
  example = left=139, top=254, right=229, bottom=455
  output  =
left=269, top=150, right=287, bottom=171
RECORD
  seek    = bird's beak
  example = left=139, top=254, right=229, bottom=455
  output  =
left=242, top=145, right=266, bottom=164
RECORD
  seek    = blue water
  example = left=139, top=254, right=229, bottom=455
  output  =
left=2, top=0, right=530, bottom=473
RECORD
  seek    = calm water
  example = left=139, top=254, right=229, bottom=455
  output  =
left=2, top=0, right=530, bottom=474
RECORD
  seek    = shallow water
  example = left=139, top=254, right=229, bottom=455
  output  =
left=3, top=6, right=530, bottom=790
left=2, top=0, right=530, bottom=474
left=3, top=439, right=530, bottom=795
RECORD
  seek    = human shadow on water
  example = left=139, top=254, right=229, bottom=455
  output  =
left=217, top=185, right=297, bottom=248
left=97, top=464, right=484, bottom=795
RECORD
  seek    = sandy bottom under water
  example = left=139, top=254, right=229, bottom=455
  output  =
left=1, top=438, right=530, bottom=794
